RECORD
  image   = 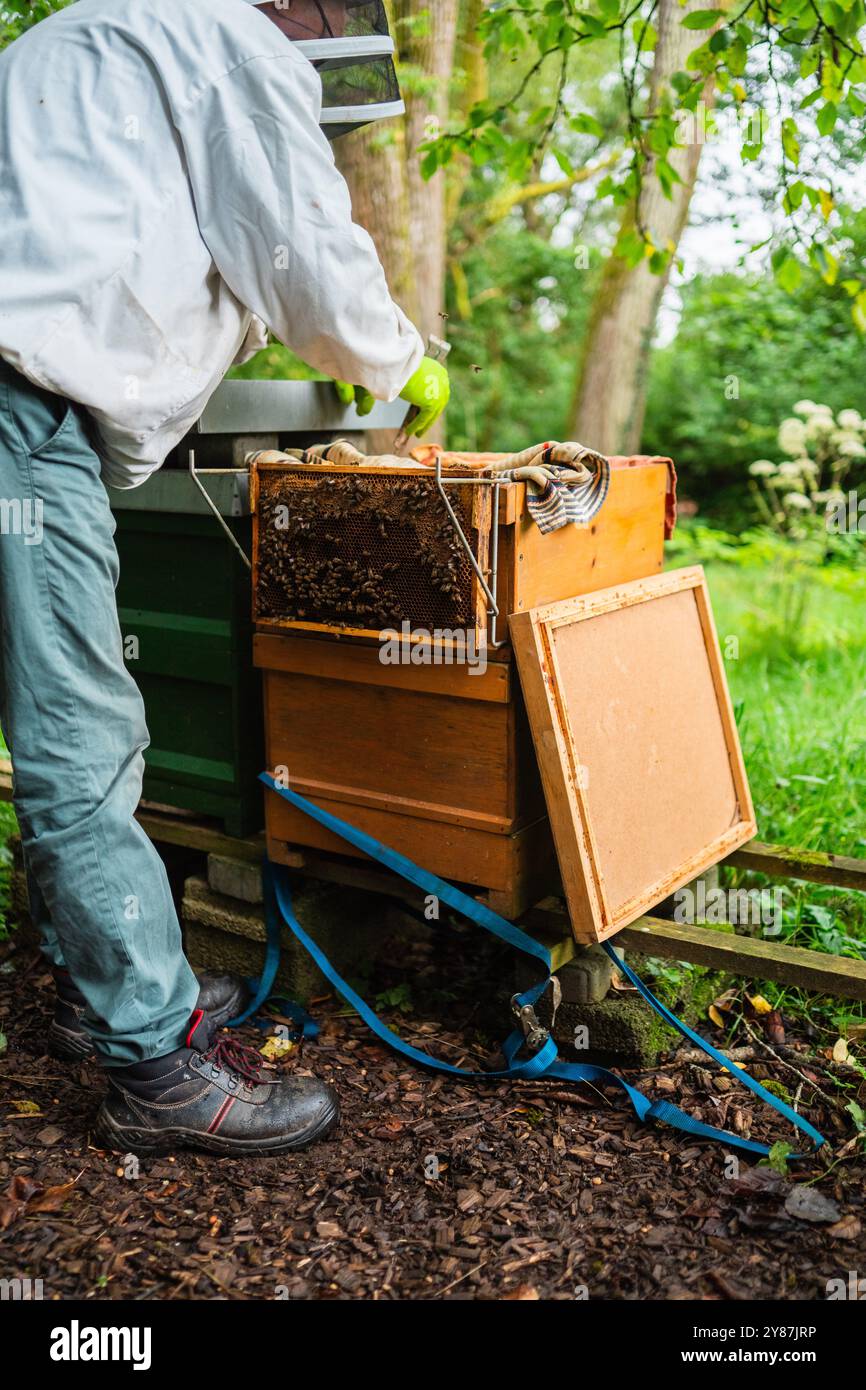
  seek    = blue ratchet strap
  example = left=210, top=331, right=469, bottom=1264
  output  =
left=252, top=773, right=826, bottom=1158
left=227, top=861, right=318, bottom=1038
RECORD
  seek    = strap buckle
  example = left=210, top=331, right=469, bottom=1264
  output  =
left=511, top=978, right=561, bottom=1052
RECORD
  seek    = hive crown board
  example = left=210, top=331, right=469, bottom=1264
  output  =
left=509, top=567, right=756, bottom=944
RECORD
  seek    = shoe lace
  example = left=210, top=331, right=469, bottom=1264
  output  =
left=201, top=1035, right=274, bottom=1087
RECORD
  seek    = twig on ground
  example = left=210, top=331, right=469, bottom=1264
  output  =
left=740, top=1017, right=844, bottom=1114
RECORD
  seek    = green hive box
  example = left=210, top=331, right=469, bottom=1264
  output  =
left=110, top=469, right=263, bottom=837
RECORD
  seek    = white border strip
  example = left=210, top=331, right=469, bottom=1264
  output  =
left=319, top=99, right=405, bottom=124
left=293, top=35, right=395, bottom=61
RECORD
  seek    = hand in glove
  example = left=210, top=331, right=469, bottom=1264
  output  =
left=398, top=356, right=451, bottom=438
left=333, top=380, right=376, bottom=417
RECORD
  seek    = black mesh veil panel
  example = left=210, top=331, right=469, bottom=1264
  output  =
left=315, top=55, right=401, bottom=111
left=342, top=0, right=392, bottom=40
left=294, top=0, right=403, bottom=139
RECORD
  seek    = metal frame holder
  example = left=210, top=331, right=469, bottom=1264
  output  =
left=433, top=455, right=506, bottom=649
left=188, top=446, right=510, bottom=648
left=188, top=449, right=252, bottom=571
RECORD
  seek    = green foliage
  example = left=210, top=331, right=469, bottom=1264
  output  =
left=762, top=1141, right=794, bottom=1176
left=644, top=209, right=866, bottom=510
left=669, top=526, right=866, bottom=1026
left=444, top=229, right=598, bottom=452
left=0, top=801, right=16, bottom=941
left=423, top=0, right=866, bottom=317
left=226, top=342, right=324, bottom=382
left=0, top=0, right=71, bottom=48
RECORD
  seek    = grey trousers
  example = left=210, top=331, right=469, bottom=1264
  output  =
left=0, top=359, right=197, bottom=1063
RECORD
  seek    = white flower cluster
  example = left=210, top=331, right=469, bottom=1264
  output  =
left=748, top=400, right=866, bottom=533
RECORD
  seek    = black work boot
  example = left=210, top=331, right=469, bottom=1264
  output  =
left=49, top=969, right=92, bottom=1062
left=93, top=1010, right=339, bottom=1157
left=49, top=967, right=251, bottom=1062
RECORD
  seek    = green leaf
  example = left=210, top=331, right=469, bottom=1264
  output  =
left=777, top=256, right=803, bottom=293
left=781, top=117, right=800, bottom=167
left=763, top=1141, right=793, bottom=1176
left=812, top=245, right=839, bottom=284
left=570, top=112, right=605, bottom=138
left=579, top=14, right=608, bottom=37
left=632, top=18, right=657, bottom=49
left=655, top=157, right=682, bottom=198
left=681, top=9, right=720, bottom=27
left=783, top=180, right=806, bottom=212
left=617, top=228, right=647, bottom=267
left=846, top=1100, right=866, bottom=1133
left=817, top=101, right=838, bottom=135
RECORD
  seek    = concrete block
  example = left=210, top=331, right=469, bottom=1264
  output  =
left=181, top=873, right=407, bottom=1005
left=207, top=853, right=263, bottom=904
left=556, top=944, right=617, bottom=1005
left=513, top=946, right=676, bottom=1067
left=552, top=996, right=672, bottom=1069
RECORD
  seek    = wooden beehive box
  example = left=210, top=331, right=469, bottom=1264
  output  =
left=254, top=454, right=675, bottom=917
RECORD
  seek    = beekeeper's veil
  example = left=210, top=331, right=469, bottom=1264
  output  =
left=242, top=1, right=404, bottom=139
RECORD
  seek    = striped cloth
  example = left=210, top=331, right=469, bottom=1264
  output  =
left=491, top=441, right=611, bottom=534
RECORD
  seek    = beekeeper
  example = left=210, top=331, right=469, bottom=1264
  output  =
left=0, top=0, right=449, bottom=1156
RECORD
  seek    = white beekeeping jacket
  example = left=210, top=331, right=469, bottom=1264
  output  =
left=0, top=0, right=423, bottom=488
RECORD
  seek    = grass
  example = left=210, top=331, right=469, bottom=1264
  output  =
left=667, top=525, right=866, bottom=1032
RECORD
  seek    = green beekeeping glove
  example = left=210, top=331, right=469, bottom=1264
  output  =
left=333, top=380, right=376, bottom=416
left=399, top=356, right=451, bottom=437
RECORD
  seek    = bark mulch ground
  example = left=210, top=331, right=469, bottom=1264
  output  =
left=0, top=927, right=863, bottom=1302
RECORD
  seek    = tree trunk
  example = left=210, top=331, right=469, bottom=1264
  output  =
left=395, top=0, right=460, bottom=342
left=334, top=123, right=417, bottom=322
left=336, top=0, right=460, bottom=343
left=571, top=0, right=719, bottom=455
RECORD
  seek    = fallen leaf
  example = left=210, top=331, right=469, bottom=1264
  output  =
left=27, top=1180, right=77, bottom=1214
left=783, top=1185, right=841, bottom=1224
left=0, top=1174, right=76, bottom=1228
left=724, top=1167, right=785, bottom=1199
left=832, top=1038, right=850, bottom=1065
left=260, top=1035, right=294, bottom=1061
left=827, top=1214, right=861, bottom=1240
left=746, top=993, right=772, bottom=1016
left=503, top=1284, right=539, bottom=1300
left=708, top=1005, right=726, bottom=1028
